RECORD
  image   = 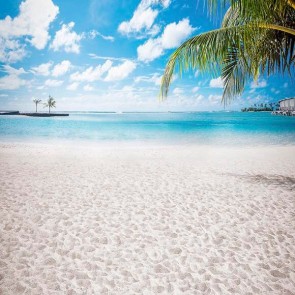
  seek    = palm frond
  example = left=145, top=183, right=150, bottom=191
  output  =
left=161, top=0, right=295, bottom=104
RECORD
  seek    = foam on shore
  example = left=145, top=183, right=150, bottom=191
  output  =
left=0, top=143, right=295, bottom=294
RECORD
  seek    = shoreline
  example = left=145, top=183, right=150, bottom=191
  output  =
left=1, top=137, right=295, bottom=150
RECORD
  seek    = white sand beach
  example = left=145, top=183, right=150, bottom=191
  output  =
left=0, top=142, right=295, bottom=294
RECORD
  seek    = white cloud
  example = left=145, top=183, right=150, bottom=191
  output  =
left=208, top=94, right=222, bottom=105
left=250, top=79, right=267, bottom=89
left=137, top=38, right=163, bottom=62
left=70, top=60, right=113, bottom=82
left=161, top=19, right=194, bottom=49
left=195, top=94, right=204, bottom=103
left=0, top=75, right=27, bottom=90
left=88, top=30, right=114, bottom=42
left=134, top=73, right=175, bottom=86
left=83, top=84, right=94, bottom=91
left=50, top=22, right=83, bottom=54
left=0, top=0, right=59, bottom=52
left=67, top=82, right=79, bottom=91
left=161, top=0, right=171, bottom=8
left=104, top=60, right=137, bottom=81
left=118, top=1, right=159, bottom=37
left=0, top=65, right=27, bottom=90
left=0, top=38, right=26, bottom=63
left=137, top=18, right=194, bottom=62
left=31, top=62, right=52, bottom=76
left=52, top=60, right=71, bottom=77
left=88, top=53, right=129, bottom=62
left=45, top=79, right=63, bottom=87
left=192, top=86, right=200, bottom=93
left=209, top=77, right=224, bottom=88
left=2, top=65, right=27, bottom=76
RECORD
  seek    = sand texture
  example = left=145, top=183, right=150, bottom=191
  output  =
left=0, top=143, right=295, bottom=294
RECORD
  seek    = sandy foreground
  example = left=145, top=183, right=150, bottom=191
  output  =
left=0, top=142, right=295, bottom=295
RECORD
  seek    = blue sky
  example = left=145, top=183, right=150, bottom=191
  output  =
left=0, top=0, right=293, bottom=111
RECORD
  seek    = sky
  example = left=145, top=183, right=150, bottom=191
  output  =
left=0, top=0, right=293, bottom=112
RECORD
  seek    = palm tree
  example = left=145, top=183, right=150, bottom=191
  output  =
left=43, top=95, right=56, bottom=114
left=33, top=99, right=42, bottom=113
left=161, top=0, right=295, bottom=105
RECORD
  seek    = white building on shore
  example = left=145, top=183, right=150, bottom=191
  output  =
left=279, top=98, right=295, bottom=111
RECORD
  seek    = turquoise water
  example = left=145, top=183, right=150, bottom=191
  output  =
left=0, top=112, right=295, bottom=146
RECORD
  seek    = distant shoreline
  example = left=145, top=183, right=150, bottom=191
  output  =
left=0, top=111, right=69, bottom=117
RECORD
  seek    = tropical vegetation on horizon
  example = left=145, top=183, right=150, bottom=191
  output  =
left=43, top=96, right=56, bottom=114
left=33, top=99, right=42, bottom=113
left=161, top=0, right=295, bottom=105
left=241, top=102, right=279, bottom=112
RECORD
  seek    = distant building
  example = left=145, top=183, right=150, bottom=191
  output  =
left=279, top=98, right=295, bottom=111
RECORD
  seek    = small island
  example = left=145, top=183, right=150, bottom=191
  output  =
left=21, top=113, right=69, bottom=117
left=0, top=95, right=69, bottom=117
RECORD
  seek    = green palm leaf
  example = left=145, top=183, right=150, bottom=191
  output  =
left=160, top=0, right=295, bottom=105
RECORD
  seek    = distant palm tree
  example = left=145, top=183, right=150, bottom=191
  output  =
left=161, top=0, right=295, bottom=105
left=33, top=99, right=42, bottom=113
left=43, top=95, right=56, bottom=114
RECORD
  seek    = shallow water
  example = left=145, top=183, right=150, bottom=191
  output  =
left=0, top=112, right=295, bottom=146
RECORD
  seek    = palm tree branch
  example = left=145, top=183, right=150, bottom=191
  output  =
left=160, top=22, right=295, bottom=99
left=287, top=0, right=295, bottom=9
left=221, top=47, right=251, bottom=104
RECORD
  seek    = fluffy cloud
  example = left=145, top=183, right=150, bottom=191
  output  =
left=0, top=65, right=27, bottom=90
left=0, top=0, right=58, bottom=57
left=50, top=22, right=83, bottom=53
left=52, top=60, right=71, bottom=77
left=0, top=75, right=27, bottom=90
left=118, top=0, right=170, bottom=38
left=70, top=60, right=136, bottom=83
left=0, top=38, right=26, bottom=63
left=137, top=18, right=194, bottom=62
left=45, top=79, right=63, bottom=87
left=209, top=77, right=224, bottom=88
left=104, top=61, right=136, bottom=81
left=30, top=60, right=71, bottom=77
left=118, top=7, right=158, bottom=37
left=31, top=62, right=52, bottom=76
left=138, top=39, right=162, bottom=62
left=2, top=65, right=27, bottom=76
left=70, top=60, right=113, bottom=82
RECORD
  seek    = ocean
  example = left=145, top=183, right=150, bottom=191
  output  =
left=0, top=112, right=295, bottom=146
